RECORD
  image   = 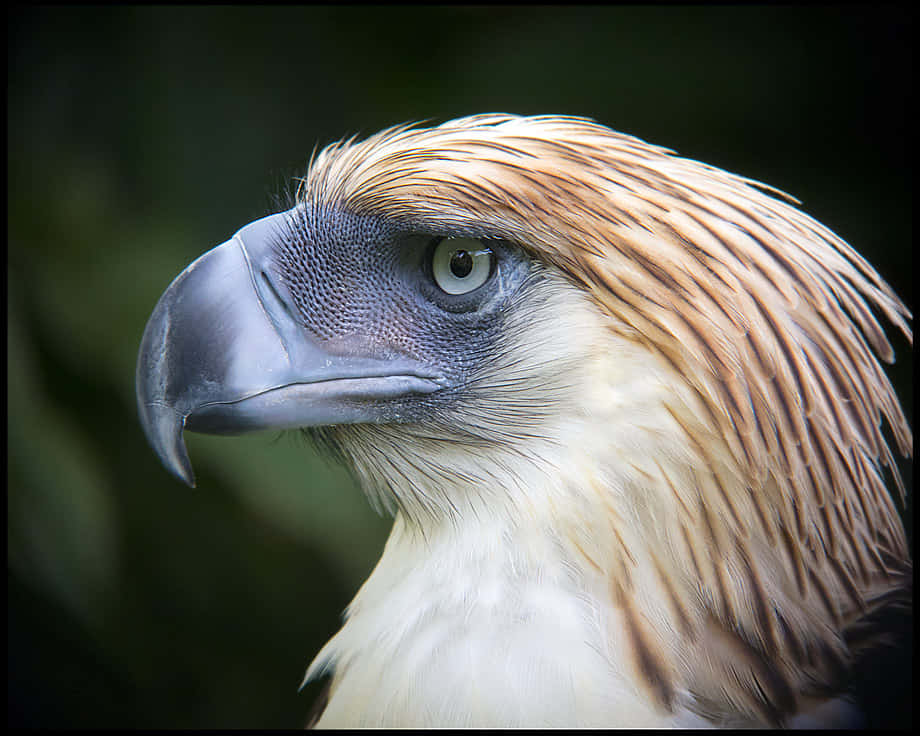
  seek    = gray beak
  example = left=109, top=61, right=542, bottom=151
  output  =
left=136, top=211, right=443, bottom=487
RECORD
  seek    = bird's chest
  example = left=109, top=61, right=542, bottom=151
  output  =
left=309, top=522, right=680, bottom=727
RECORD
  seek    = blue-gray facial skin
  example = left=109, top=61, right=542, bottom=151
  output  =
left=135, top=203, right=536, bottom=486
left=271, top=205, right=536, bottom=423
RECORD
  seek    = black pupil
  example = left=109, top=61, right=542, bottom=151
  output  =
left=449, top=249, right=473, bottom=278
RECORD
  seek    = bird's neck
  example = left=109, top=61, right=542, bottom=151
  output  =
left=305, top=333, right=719, bottom=726
left=306, top=504, right=697, bottom=728
left=305, top=427, right=712, bottom=727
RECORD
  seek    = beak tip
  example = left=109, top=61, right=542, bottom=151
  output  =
left=137, top=283, right=202, bottom=488
left=172, top=455, right=197, bottom=488
left=137, top=399, right=197, bottom=488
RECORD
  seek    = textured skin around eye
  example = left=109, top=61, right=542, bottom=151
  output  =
left=273, top=207, right=403, bottom=344
left=270, top=206, right=530, bottom=395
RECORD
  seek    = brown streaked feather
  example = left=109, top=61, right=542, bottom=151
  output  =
left=612, top=580, right=677, bottom=713
left=689, top=614, right=799, bottom=726
left=650, top=550, right=695, bottom=640
left=733, top=536, right=781, bottom=656
left=304, top=676, right=332, bottom=729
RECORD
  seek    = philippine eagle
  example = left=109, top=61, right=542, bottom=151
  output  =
left=137, top=114, right=911, bottom=728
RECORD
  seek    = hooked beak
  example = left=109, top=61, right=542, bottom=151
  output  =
left=136, top=211, right=443, bottom=487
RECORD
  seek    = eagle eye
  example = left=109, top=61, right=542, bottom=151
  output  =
left=430, top=237, right=494, bottom=295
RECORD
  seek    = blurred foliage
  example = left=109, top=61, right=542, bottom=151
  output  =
left=8, top=5, right=912, bottom=728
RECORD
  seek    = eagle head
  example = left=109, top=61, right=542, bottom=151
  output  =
left=137, top=114, right=911, bottom=727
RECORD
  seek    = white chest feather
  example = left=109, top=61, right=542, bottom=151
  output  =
left=305, top=514, right=706, bottom=728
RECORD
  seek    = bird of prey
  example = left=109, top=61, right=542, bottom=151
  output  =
left=137, top=114, right=911, bottom=728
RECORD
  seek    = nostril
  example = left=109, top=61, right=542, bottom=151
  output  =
left=260, top=269, right=297, bottom=321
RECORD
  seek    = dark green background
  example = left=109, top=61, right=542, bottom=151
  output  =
left=8, top=5, right=912, bottom=728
